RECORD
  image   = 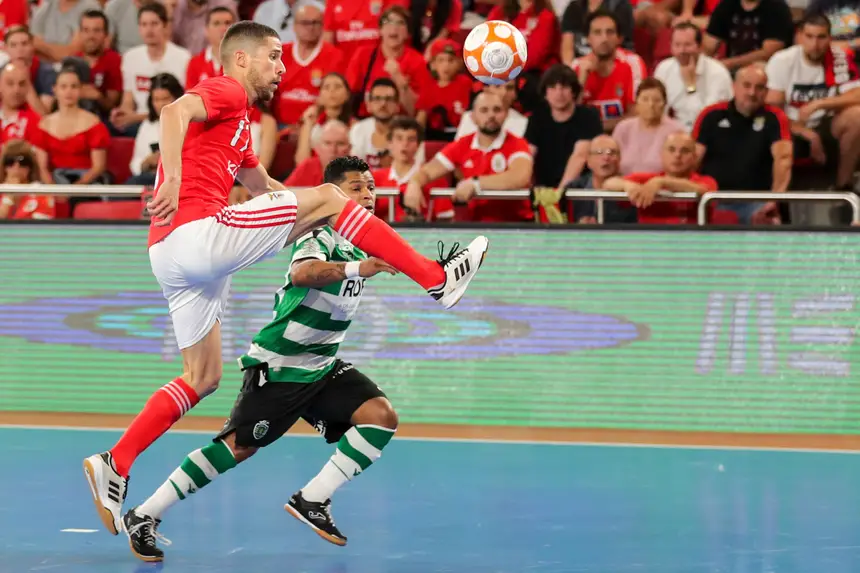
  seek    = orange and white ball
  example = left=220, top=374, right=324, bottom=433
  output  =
left=462, top=20, right=528, bottom=86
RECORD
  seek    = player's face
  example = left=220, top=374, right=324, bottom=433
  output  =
left=0, top=67, right=28, bottom=108
left=80, top=16, right=107, bottom=55
left=54, top=71, right=81, bottom=108
left=671, top=28, right=699, bottom=65
left=247, top=38, right=285, bottom=102
left=139, top=12, right=167, bottom=45
left=587, top=16, right=619, bottom=59
left=801, top=23, right=830, bottom=62
left=206, top=12, right=235, bottom=50
left=389, top=127, right=419, bottom=162
left=319, top=75, right=350, bottom=107
left=5, top=32, right=34, bottom=62
left=339, top=170, right=375, bottom=211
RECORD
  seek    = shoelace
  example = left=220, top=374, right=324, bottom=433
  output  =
left=128, top=517, right=173, bottom=548
left=436, top=241, right=465, bottom=267
left=320, top=500, right=337, bottom=526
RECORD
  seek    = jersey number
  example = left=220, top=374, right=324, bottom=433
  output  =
left=230, top=119, right=251, bottom=152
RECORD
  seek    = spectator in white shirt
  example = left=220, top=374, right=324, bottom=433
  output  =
left=455, top=79, right=528, bottom=138
left=765, top=12, right=860, bottom=190
left=127, top=72, right=184, bottom=185
left=111, top=2, right=190, bottom=136
left=654, top=22, right=733, bottom=132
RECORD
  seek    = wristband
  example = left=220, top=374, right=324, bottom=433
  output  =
left=344, top=261, right=361, bottom=278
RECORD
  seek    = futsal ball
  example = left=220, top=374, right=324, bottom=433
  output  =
left=463, top=20, right=528, bottom=86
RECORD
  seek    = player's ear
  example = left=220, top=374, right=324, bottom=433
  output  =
left=234, top=48, right=248, bottom=69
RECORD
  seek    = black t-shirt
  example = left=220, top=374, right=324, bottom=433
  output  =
left=706, top=0, right=794, bottom=58
left=525, top=104, right=603, bottom=187
left=561, top=0, right=635, bottom=58
left=693, top=100, right=790, bottom=192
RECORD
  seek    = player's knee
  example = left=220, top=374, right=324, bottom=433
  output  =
left=184, top=364, right=223, bottom=395
left=221, top=433, right=256, bottom=463
left=357, top=398, right=399, bottom=429
left=318, top=183, right=349, bottom=207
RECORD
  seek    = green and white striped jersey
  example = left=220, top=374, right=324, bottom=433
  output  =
left=238, top=226, right=367, bottom=383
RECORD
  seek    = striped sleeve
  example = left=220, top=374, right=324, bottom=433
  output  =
left=290, top=229, right=334, bottom=264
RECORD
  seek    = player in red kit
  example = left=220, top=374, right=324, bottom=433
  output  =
left=82, top=21, right=489, bottom=538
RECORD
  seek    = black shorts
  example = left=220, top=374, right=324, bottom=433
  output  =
left=214, top=359, right=387, bottom=448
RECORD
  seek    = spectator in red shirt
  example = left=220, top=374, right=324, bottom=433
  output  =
left=0, top=139, right=53, bottom=220
left=487, top=0, right=560, bottom=111
left=285, top=119, right=352, bottom=186
left=185, top=6, right=234, bottom=89
left=33, top=66, right=110, bottom=186
left=372, top=116, right=453, bottom=221
left=274, top=4, right=344, bottom=129
left=74, top=10, right=123, bottom=117
left=0, top=0, right=28, bottom=44
left=345, top=5, right=433, bottom=117
left=416, top=38, right=472, bottom=141
left=601, top=131, right=717, bottom=223
left=404, top=91, right=534, bottom=222
left=4, top=26, right=55, bottom=114
left=0, top=62, right=42, bottom=148
left=294, top=72, right=354, bottom=164
left=406, top=0, right=463, bottom=58
left=573, top=10, right=636, bottom=132
left=323, top=0, right=406, bottom=53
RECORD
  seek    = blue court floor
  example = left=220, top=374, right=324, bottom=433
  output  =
left=2, top=427, right=860, bottom=573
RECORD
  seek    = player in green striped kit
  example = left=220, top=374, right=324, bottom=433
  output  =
left=122, top=157, right=401, bottom=562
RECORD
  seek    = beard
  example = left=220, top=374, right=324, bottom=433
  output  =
left=478, top=123, right=502, bottom=137
left=248, top=67, right=275, bottom=102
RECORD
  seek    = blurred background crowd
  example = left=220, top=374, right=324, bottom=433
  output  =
left=0, top=0, right=855, bottom=226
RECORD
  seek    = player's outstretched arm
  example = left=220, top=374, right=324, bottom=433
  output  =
left=237, top=163, right=287, bottom=197
left=291, top=258, right=397, bottom=288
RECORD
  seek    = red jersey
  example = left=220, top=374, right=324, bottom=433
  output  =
left=148, top=76, right=260, bottom=248
left=284, top=156, right=324, bottom=187
left=77, top=50, right=123, bottom=95
left=371, top=163, right=453, bottom=221
left=0, top=0, right=27, bottom=42
left=324, top=0, right=406, bottom=52
left=345, top=45, right=433, bottom=116
left=0, top=106, right=40, bottom=144
left=624, top=172, right=718, bottom=224
left=616, top=48, right=647, bottom=92
left=435, top=131, right=533, bottom=222
left=573, top=56, right=635, bottom=121
left=32, top=122, right=110, bottom=170
left=486, top=4, right=559, bottom=71
left=416, top=73, right=472, bottom=137
left=418, top=0, right=462, bottom=46
left=274, top=42, right=344, bottom=126
left=186, top=47, right=222, bottom=90
left=1, top=193, right=55, bottom=219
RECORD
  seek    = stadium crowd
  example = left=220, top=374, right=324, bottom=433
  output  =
left=0, top=0, right=856, bottom=225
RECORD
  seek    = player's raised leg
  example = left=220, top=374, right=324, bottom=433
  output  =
left=287, top=159, right=489, bottom=309
left=286, top=367, right=399, bottom=546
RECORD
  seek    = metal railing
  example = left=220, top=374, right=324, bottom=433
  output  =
left=2, top=184, right=858, bottom=225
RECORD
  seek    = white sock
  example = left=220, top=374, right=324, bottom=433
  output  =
left=136, top=477, right=181, bottom=520
left=301, top=458, right=351, bottom=502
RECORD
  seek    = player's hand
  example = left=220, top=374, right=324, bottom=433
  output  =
left=359, top=257, right=398, bottom=278
left=403, top=181, right=426, bottom=212
left=147, top=179, right=179, bottom=226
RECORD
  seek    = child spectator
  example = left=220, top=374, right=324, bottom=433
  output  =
left=416, top=38, right=473, bottom=141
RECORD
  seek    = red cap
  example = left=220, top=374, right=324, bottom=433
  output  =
left=429, top=38, right=459, bottom=59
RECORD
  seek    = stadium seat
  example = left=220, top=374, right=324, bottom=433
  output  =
left=73, top=200, right=143, bottom=220
left=424, top=140, right=447, bottom=162
left=106, top=137, right=135, bottom=185
left=270, top=138, right=297, bottom=180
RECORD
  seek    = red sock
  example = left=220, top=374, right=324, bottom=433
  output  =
left=334, top=200, right=444, bottom=289
left=110, top=377, right=200, bottom=477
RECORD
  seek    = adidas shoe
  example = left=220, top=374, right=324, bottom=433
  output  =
left=123, top=507, right=171, bottom=562
left=428, top=235, right=490, bottom=309
left=82, top=452, right=128, bottom=535
left=285, top=491, right=347, bottom=546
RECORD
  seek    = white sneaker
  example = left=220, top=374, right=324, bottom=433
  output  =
left=428, top=236, right=489, bottom=309
left=83, top=452, right=128, bottom=535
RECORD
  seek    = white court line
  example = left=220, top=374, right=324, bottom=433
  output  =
left=60, top=528, right=98, bottom=533
left=1, top=423, right=859, bottom=455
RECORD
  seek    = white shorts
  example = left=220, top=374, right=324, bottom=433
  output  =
left=149, top=190, right=298, bottom=350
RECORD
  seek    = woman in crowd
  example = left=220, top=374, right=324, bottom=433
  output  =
left=0, top=139, right=52, bottom=220
left=407, top=0, right=463, bottom=58
left=294, top=72, right=354, bottom=165
left=126, top=73, right=183, bottom=186
left=612, top=77, right=683, bottom=174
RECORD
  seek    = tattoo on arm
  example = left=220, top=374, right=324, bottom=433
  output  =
left=292, top=260, right=347, bottom=288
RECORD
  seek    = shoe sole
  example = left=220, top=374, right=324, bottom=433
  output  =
left=126, top=537, right=164, bottom=563
left=284, top=503, right=347, bottom=547
left=445, top=238, right=490, bottom=310
left=82, top=458, right=119, bottom=536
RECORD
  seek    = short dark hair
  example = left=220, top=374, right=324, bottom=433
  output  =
left=636, top=77, right=667, bottom=101
left=539, top=64, right=581, bottom=99
left=585, top=9, right=619, bottom=36
left=324, top=156, right=371, bottom=185
left=80, top=9, right=109, bottom=32
left=5, top=25, right=32, bottom=42
left=138, top=2, right=168, bottom=24
left=801, top=11, right=831, bottom=35
left=220, top=21, right=280, bottom=63
left=388, top=116, right=424, bottom=142
left=671, top=21, right=702, bottom=44
left=369, top=77, right=399, bottom=97
left=207, top=5, right=236, bottom=25
left=379, top=5, right=409, bottom=27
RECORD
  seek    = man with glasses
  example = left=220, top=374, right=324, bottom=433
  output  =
left=344, top=5, right=432, bottom=118
left=567, top=135, right=636, bottom=223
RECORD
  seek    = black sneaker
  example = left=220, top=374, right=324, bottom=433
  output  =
left=284, top=491, right=347, bottom=546
left=123, top=507, right=171, bottom=562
